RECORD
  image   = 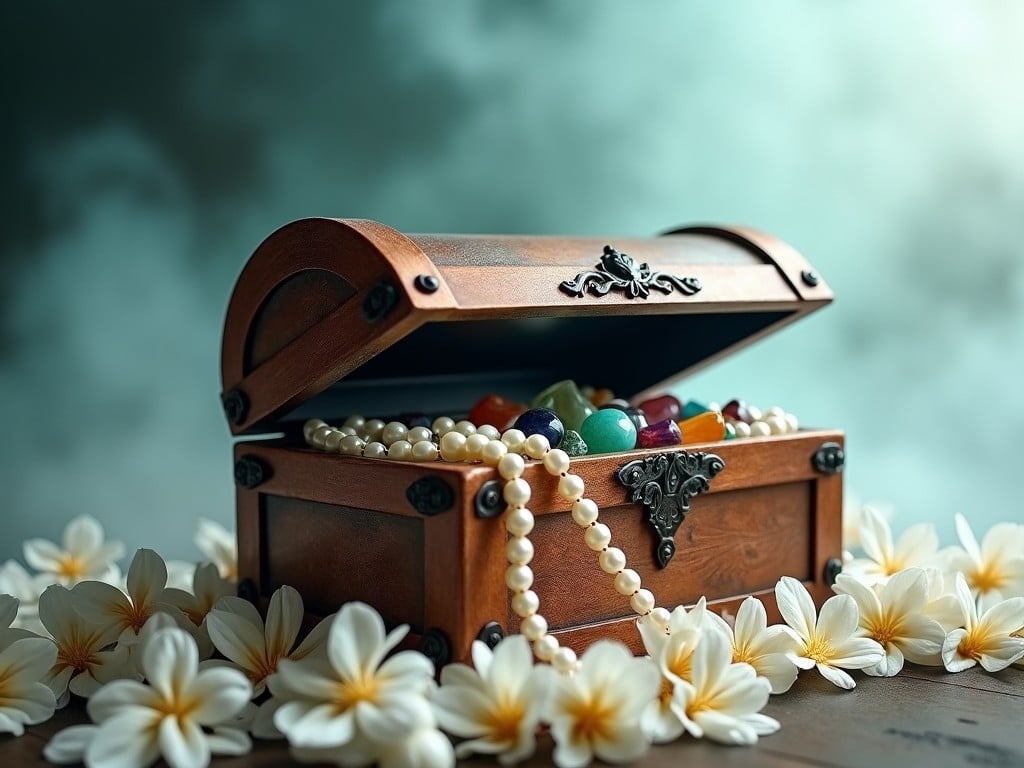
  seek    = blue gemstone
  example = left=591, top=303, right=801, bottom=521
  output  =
left=513, top=408, right=565, bottom=448
left=401, top=413, right=433, bottom=428
left=682, top=400, right=711, bottom=419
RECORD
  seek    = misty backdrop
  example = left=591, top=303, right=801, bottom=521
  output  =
left=2, top=1, right=1023, bottom=564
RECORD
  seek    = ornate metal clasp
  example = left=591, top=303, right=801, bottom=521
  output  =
left=560, top=245, right=702, bottom=300
left=617, top=450, right=724, bottom=568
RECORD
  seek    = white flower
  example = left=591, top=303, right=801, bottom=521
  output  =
left=164, top=561, right=198, bottom=593
left=195, top=519, right=237, bottom=581
left=23, top=515, right=124, bottom=587
left=0, top=635, right=58, bottom=736
left=72, top=548, right=185, bottom=638
left=921, top=568, right=965, bottom=632
left=545, top=640, right=659, bottom=768
left=1, top=559, right=53, bottom=636
left=164, top=562, right=236, bottom=659
left=46, top=626, right=252, bottom=767
left=941, top=572, right=1024, bottom=673
left=833, top=568, right=946, bottom=676
left=270, top=601, right=435, bottom=751
left=775, top=576, right=884, bottom=689
left=1, top=594, right=17, bottom=630
left=205, top=586, right=330, bottom=697
left=722, top=597, right=800, bottom=694
left=842, top=498, right=892, bottom=553
left=433, top=635, right=549, bottom=764
left=37, top=585, right=124, bottom=705
left=672, top=627, right=779, bottom=745
left=843, top=507, right=939, bottom=586
left=942, top=515, right=1024, bottom=612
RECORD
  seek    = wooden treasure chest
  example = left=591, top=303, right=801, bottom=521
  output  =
left=219, top=217, right=844, bottom=666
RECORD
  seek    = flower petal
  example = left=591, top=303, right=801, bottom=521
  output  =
left=206, top=608, right=266, bottom=673
left=23, top=538, right=63, bottom=572
left=867, top=642, right=905, bottom=677
left=734, top=597, right=767, bottom=646
left=859, top=507, right=894, bottom=567
left=207, top=726, right=253, bottom=756
left=816, top=594, right=859, bottom=641
left=377, top=649, right=435, bottom=694
left=87, top=681, right=160, bottom=723
left=126, top=549, right=168, bottom=607
left=189, top=666, right=253, bottom=724
left=356, top=694, right=434, bottom=742
left=71, top=580, right=132, bottom=628
left=251, top=698, right=285, bottom=740
left=265, top=585, right=304, bottom=662
left=85, top=710, right=162, bottom=768
left=592, top=724, right=652, bottom=762
left=159, top=713, right=210, bottom=768
left=980, top=597, right=1024, bottom=636
left=44, top=724, right=99, bottom=764
left=1, top=681, right=57, bottom=724
left=815, top=663, right=856, bottom=689
left=775, top=577, right=816, bottom=641
left=142, top=627, right=197, bottom=698
left=0, top=594, right=18, bottom=629
left=829, top=636, right=885, bottom=669
left=279, top=701, right=356, bottom=747
left=63, top=516, right=104, bottom=557
left=269, top=657, right=341, bottom=700
left=0, top=635, right=57, bottom=681
left=954, top=514, right=983, bottom=564
left=694, top=709, right=757, bottom=745
left=328, top=602, right=388, bottom=680
left=291, top=612, right=333, bottom=661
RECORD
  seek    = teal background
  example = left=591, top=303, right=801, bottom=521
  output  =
left=2, top=1, right=1023, bottom=565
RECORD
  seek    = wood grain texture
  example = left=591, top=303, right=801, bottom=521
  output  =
left=6, top=666, right=1020, bottom=767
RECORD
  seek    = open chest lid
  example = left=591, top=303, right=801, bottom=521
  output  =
left=220, top=218, right=832, bottom=436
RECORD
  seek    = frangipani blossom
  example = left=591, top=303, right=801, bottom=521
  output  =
left=1, top=594, right=18, bottom=630
left=46, top=626, right=252, bottom=767
left=834, top=568, right=946, bottom=676
left=205, top=586, right=330, bottom=697
left=942, top=572, right=1024, bottom=673
left=545, top=640, right=659, bottom=768
left=1, top=559, right=54, bottom=636
left=942, top=515, right=1024, bottom=612
left=433, top=635, right=549, bottom=764
left=164, top=562, right=236, bottom=659
left=722, top=597, right=799, bottom=694
left=843, top=507, right=939, bottom=586
left=195, top=519, right=238, bottom=581
left=776, top=576, right=884, bottom=689
left=672, top=627, right=779, bottom=745
left=921, top=568, right=965, bottom=632
left=0, top=635, right=58, bottom=736
left=842, top=499, right=892, bottom=554
left=270, top=601, right=435, bottom=752
left=23, top=515, right=124, bottom=587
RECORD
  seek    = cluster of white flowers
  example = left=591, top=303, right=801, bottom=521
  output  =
left=0, top=509, right=1020, bottom=768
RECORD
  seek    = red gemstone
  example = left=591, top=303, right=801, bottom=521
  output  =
left=469, top=395, right=527, bottom=430
left=636, top=395, right=681, bottom=424
left=722, top=399, right=748, bottom=422
left=636, top=418, right=682, bottom=449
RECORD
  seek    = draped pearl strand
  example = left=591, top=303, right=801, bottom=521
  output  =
left=303, top=416, right=673, bottom=674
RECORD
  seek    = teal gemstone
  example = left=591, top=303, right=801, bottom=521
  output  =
left=682, top=400, right=711, bottom=419
left=561, top=430, right=589, bottom=457
left=531, top=380, right=596, bottom=433
left=724, top=422, right=736, bottom=440
left=579, top=409, right=637, bottom=455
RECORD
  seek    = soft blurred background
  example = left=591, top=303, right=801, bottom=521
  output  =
left=2, top=1, right=1022, bottom=564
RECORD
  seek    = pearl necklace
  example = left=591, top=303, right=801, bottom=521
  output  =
left=302, top=415, right=673, bottom=675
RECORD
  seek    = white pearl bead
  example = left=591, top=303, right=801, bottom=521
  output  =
left=439, top=431, right=467, bottom=462
left=411, top=440, right=439, bottom=462
left=463, top=433, right=490, bottom=462
left=477, top=425, right=501, bottom=441
left=324, top=429, right=345, bottom=451
left=498, top=453, right=526, bottom=480
left=542, top=449, right=571, bottom=476
left=303, top=419, right=327, bottom=441
left=312, top=425, right=333, bottom=448
left=505, top=564, right=533, bottom=592
left=571, top=498, right=599, bottom=527
left=520, top=613, right=548, bottom=641
left=707, top=401, right=720, bottom=413
left=584, top=523, right=611, bottom=551
left=749, top=421, right=772, bottom=438
left=339, top=435, right=366, bottom=455
left=363, top=419, right=386, bottom=441
left=557, top=474, right=585, bottom=501
left=342, top=415, right=365, bottom=431
left=649, top=606, right=672, bottom=629
left=512, top=590, right=540, bottom=618
left=453, top=420, right=477, bottom=436
left=551, top=647, right=578, bottom=674
left=745, top=406, right=763, bottom=422
left=598, top=547, right=626, bottom=574
left=407, top=426, right=433, bottom=444
left=524, top=434, right=550, bottom=459
left=506, top=536, right=534, bottom=565
left=339, top=426, right=358, bottom=436
left=481, top=439, right=508, bottom=466
left=614, top=569, right=641, bottom=596
left=732, top=421, right=752, bottom=438
left=534, top=634, right=559, bottom=661
left=387, top=440, right=413, bottom=460
left=765, top=416, right=787, bottom=435
left=503, top=478, right=531, bottom=507
left=432, top=416, right=455, bottom=436
left=765, top=405, right=786, bottom=419
left=785, top=413, right=799, bottom=433
left=381, top=421, right=408, bottom=446
left=501, top=429, right=527, bottom=453
left=362, top=441, right=387, bottom=459
left=630, top=588, right=656, bottom=615
left=504, top=507, right=535, bottom=536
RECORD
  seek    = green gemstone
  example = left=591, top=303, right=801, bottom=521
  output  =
left=561, top=430, right=589, bottom=457
left=724, top=422, right=736, bottom=440
left=531, top=379, right=596, bottom=433
left=579, top=409, right=637, bottom=455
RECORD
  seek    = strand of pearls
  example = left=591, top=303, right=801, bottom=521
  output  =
left=302, top=415, right=671, bottom=674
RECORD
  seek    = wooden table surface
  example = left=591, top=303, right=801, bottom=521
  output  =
left=4, top=664, right=1022, bottom=768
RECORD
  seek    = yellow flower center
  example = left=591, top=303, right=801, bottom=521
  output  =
left=804, top=635, right=835, bottom=664
left=665, top=647, right=693, bottom=684
left=57, top=630, right=102, bottom=673
left=115, top=600, right=152, bottom=633
left=57, top=554, right=86, bottom=581
left=734, top=641, right=756, bottom=667
left=969, top=562, right=1006, bottom=594
left=244, top=650, right=279, bottom=687
left=482, top=694, right=526, bottom=745
left=334, top=676, right=380, bottom=714
left=566, top=692, right=614, bottom=743
left=956, top=627, right=992, bottom=662
left=867, top=610, right=902, bottom=648
left=657, top=676, right=674, bottom=710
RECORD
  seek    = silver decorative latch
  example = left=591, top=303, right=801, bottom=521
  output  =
left=560, top=245, right=702, bottom=300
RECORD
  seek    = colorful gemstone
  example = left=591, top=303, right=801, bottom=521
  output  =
left=636, top=419, right=682, bottom=449
left=722, top=399, right=748, bottom=423
left=469, top=394, right=527, bottom=431
left=531, top=380, right=596, bottom=433
left=724, top=422, right=737, bottom=440
left=513, top=408, right=565, bottom=448
left=681, top=400, right=711, bottom=420
left=636, top=395, right=681, bottom=424
left=561, top=430, right=589, bottom=457
left=580, top=409, right=637, bottom=455
left=624, top=407, right=648, bottom=433
left=590, top=388, right=616, bottom=407
left=678, top=411, right=726, bottom=444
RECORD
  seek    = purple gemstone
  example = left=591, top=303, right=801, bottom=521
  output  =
left=637, top=395, right=681, bottom=424
left=636, top=418, right=682, bottom=449
left=512, top=408, right=565, bottom=448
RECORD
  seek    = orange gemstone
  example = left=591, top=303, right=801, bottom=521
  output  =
left=469, top=395, right=526, bottom=431
left=678, top=411, right=726, bottom=444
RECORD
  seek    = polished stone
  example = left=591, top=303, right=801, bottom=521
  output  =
left=561, top=430, right=589, bottom=457
left=678, top=411, right=726, bottom=444
left=469, top=394, right=527, bottom=431
left=531, top=379, right=595, bottom=432
left=636, top=418, right=682, bottom=449
left=722, top=399, right=748, bottom=422
left=636, top=394, right=681, bottom=424
left=512, top=408, right=565, bottom=448
left=579, top=408, right=637, bottom=454
left=682, top=400, right=711, bottom=419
